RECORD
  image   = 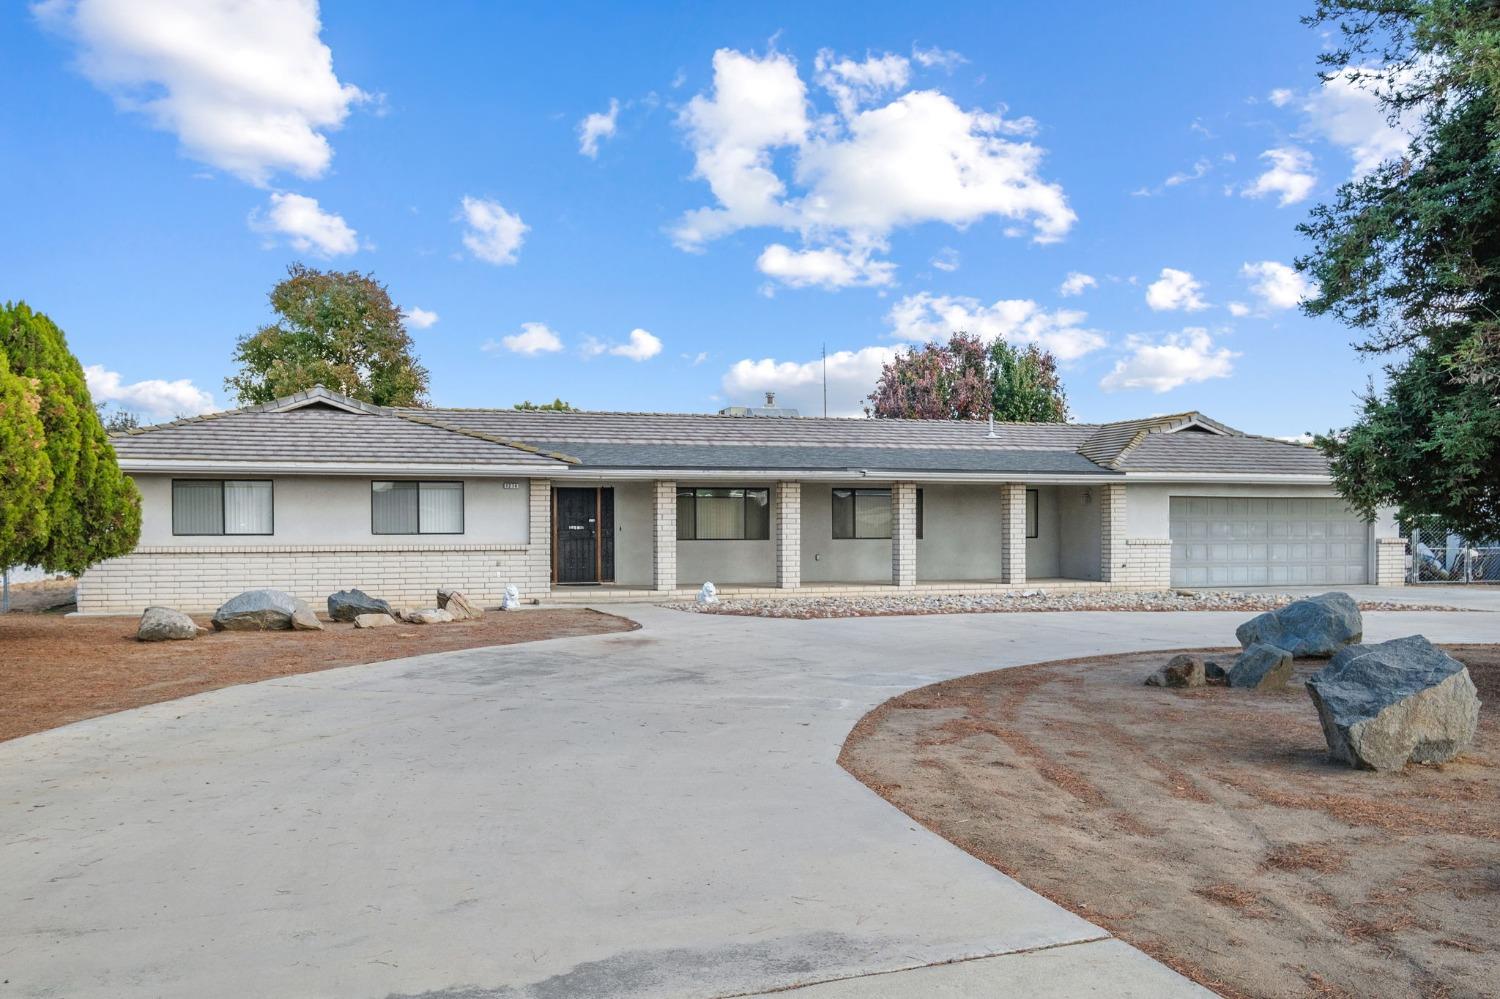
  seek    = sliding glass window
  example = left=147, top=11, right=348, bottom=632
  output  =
left=171, top=480, right=273, bottom=536
left=676, top=487, right=770, bottom=540
left=372, top=481, right=464, bottom=535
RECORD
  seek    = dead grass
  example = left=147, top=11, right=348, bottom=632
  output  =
left=840, top=644, right=1500, bottom=999
left=0, top=607, right=637, bottom=742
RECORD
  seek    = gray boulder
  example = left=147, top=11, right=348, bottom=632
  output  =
left=1235, top=592, right=1362, bottom=657
left=354, top=612, right=397, bottom=629
left=1145, top=653, right=1205, bottom=688
left=290, top=607, right=324, bottom=631
left=1228, top=643, right=1294, bottom=691
left=1307, top=635, right=1481, bottom=771
left=212, top=589, right=307, bottom=631
left=402, top=607, right=455, bottom=625
left=437, top=588, right=482, bottom=621
left=1204, top=657, right=1232, bottom=682
left=137, top=606, right=199, bottom=642
left=327, top=588, right=392, bottom=622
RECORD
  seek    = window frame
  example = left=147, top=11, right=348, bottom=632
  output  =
left=1026, top=488, right=1039, bottom=539
left=171, top=478, right=275, bottom=537
left=676, top=486, right=771, bottom=541
left=370, top=480, right=466, bottom=536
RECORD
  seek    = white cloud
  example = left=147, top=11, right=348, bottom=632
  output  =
left=249, top=192, right=357, bottom=255
left=911, top=45, right=966, bottom=71
left=1242, top=146, right=1317, bottom=206
left=1302, top=69, right=1416, bottom=176
left=1145, top=268, right=1208, bottom=312
left=1099, top=328, right=1238, bottom=393
left=1241, top=260, right=1319, bottom=310
left=756, top=243, right=896, bottom=289
left=84, top=363, right=215, bottom=419
left=814, top=49, right=910, bottom=118
left=488, top=322, right=562, bottom=356
left=887, top=292, right=1106, bottom=361
left=722, top=345, right=897, bottom=417
left=1227, top=301, right=1251, bottom=318
left=404, top=306, right=438, bottom=329
left=686, top=350, right=709, bottom=366
left=577, top=98, right=620, bottom=158
left=930, top=247, right=960, bottom=272
left=610, top=328, right=662, bottom=361
left=459, top=195, right=528, bottom=265
left=35, top=0, right=366, bottom=187
left=1268, top=87, right=1295, bottom=107
left=1164, top=158, right=1212, bottom=187
left=1059, top=271, right=1097, bottom=297
left=672, top=48, right=1074, bottom=284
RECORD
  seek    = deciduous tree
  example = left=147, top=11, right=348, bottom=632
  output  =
left=867, top=332, right=1068, bottom=421
left=1299, top=0, right=1500, bottom=539
left=227, top=263, right=430, bottom=407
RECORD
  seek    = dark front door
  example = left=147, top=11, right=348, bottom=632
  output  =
left=556, top=488, right=598, bottom=583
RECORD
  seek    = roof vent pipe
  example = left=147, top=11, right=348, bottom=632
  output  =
left=987, top=414, right=997, bottom=438
left=765, top=391, right=776, bottom=407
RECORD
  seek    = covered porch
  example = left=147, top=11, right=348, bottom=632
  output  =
left=546, top=478, right=1129, bottom=599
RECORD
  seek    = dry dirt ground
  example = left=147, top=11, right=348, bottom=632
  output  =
left=0, top=608, right=637, bottom=743
left=841, top=645, right=1499, bottom=999
left=2, top=577, right=77, bottom=613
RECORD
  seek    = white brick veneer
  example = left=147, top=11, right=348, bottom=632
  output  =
left=652, top=480, right=677, bottom=591
left=891, top=481, right=918, bottom=587
left=999, top=484, right=1027, bottom=584
left=775, top=481, right=801, bottom=588
left=78, top=480, right=555, bottom=615
left=1099, top=483, right=1129, bottom=583
left=1376, top=536, right=1407, bottom=586
left=1118, top=538, right=1172, bottom=588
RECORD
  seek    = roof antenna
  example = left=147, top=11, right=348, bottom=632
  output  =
left=987, top=413, right=997, bottom=438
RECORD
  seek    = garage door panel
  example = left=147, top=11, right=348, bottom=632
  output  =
left=1170, top=496, right=1369, bottom=587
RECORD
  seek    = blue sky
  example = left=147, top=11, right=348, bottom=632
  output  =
left=1, top=2, right=1410, bottom=435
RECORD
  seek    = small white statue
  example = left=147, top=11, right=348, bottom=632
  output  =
left=501, top=584, right=520, bottom=611
left=697, top=581, right=718, bottom=605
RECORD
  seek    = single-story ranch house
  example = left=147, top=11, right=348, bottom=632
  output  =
left=78, top=386, right=1407, bottom=614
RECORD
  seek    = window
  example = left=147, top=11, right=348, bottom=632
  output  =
left=372, top=481, right=464, bottom=535
left=832, top=487, right=925, bottom=540
left=172, top=480, right=273, bottom=536
left=1026, top=488, right=1039, bottom=539
left=676, top=487, right=769, bottom=540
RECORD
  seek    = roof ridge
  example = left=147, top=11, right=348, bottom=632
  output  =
left=408, top=406, right=1102, bottom=429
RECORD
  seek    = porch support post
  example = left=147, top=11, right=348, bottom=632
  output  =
left=528, top=479, right=553, bottom=598
left=1099, top=483, right=1127, bottom=583
left=652, top=480, right=677, bottom=591
left=891, top=481, right=918, bottom=588
left=775, top=481, right=801, bottom=588
left=999, top=484, right=1027, bottom=584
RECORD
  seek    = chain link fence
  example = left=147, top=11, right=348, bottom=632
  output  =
left=1406, top=526, right=1500, bottom=583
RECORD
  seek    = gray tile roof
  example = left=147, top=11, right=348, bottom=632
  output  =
left=109, top=387, right=1330, bottom=478
left=113, top=408, right=570, bottom=467
left=1114, top=432, right=1329, bottom=474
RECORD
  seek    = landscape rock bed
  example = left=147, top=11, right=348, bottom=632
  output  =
left=668, top=590, right=1461, bottom=619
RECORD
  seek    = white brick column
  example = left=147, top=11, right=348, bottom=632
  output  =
left=775, top=481, right=801, bottom=588
left=526, top=479, right=552, bottom=597
left=1099, top=483, right=1128, bottom=583
left=999, top=484, right=1027, bottom=584
left=891, top=481, right=918, bottom=588
left=1376, top=536, right=1407, bottom=586
left=652, top=480, right=677, bottom=591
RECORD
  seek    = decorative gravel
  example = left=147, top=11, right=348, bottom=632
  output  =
left=665, top=590, right=1463, bottom=619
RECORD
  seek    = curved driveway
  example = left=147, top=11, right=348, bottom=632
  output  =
left=4, top=602, right=1498, bottom=998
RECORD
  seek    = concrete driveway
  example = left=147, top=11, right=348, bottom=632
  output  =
left=4, top=603, right=1498, bottom=998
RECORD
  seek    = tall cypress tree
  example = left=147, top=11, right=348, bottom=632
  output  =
left=0, top=302, right=140, bottom=574
left=0, top=344, right=52, bottom=568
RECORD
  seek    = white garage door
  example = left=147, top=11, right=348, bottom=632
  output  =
left=1170, top=496, right=1369, bottom=587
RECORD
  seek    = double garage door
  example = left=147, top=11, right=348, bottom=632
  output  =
left=1169, top=496, right=1369, bottom=587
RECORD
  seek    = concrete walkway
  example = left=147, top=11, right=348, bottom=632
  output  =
left=4, top=605, right=1498, bottom=998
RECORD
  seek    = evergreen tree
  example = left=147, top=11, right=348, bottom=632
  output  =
left=989, top=341, right=1070, bottom=422
left=0, top=302, right=140, bottom=574
left=0, top=345, right=52, bottom=568
left=228, top=263, right=430, bottom=407
left=1301, top=0, right=1500, bottom=539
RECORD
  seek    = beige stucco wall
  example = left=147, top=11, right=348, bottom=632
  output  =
left=800, top=483, right=892, bottom=583
left=132, top=473, right=530, bottom=547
